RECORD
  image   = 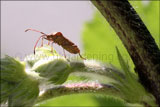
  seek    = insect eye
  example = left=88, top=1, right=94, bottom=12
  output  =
left=56, top=32, right=62, bottom=36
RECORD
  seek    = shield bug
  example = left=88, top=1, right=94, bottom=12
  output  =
left=25, top=28, right=86, bottom=60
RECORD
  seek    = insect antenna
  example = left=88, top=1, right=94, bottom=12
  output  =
left=34, top=35, right=46, bottom=54
left=63, top=49, right=66, bottom=58
left=25, top=28, right=47, bottom=35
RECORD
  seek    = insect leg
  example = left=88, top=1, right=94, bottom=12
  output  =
left=25, top=28, right=47, bottom=35
left=34, top=35, right=45, bottom=54
left=63, top=49, right=66, bottom=58
left=41, top=37, right=44, bottom=47
left=79, top=53, right=86, bottom=60
left=48, top=41, right=50, bottom=45
left=51, top=41, right=54, bottom=53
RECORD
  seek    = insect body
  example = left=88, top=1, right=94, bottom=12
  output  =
left=25, top=29, right=85, bottom=60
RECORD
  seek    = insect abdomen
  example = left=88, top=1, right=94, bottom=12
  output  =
left=53, top=33, right=80, bottom=54
left=62, top=45, right=80, bottom=54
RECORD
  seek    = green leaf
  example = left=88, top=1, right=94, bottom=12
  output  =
left=0, top=80, right=16, bottom=103
left=37, top=94, right=126, bottom=107
left=0, top=55, right=26, bottom=83
left=8, top=77, right=39, bottom=107
left=113, top=48, right=156, bottom=106
left=0, top=56, right=39, bottom=106
left=0, top=55, right=27, bottom=104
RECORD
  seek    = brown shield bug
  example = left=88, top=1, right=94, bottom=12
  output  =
left=25, top=28, right=86, bottom=60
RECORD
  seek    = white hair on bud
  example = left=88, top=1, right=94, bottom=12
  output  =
left=84, top=60, right=102, bottom=69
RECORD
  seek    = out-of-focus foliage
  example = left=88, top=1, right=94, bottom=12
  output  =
left=38, top=94, right=99, bottom=106
left=82, top=9, right=134, bottom=71
left=38, top=94, right=126, bottom=107
left=129, top=1, right=160, bottom=48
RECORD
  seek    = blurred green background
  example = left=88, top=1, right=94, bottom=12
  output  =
left=38, top=1, right=159, bottom=106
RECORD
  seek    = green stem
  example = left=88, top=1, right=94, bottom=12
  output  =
left=70, top=60, right=125, bottom=80
left=36, top=82, right=121, bottom=103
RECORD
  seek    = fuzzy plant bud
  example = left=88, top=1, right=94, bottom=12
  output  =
left=8, top=76, right=39, bottom=107
left=0, top=56, right=39, bottom=106
left=32, top=57, right=72, bottom=85
left=1, top=55, right=27, bottom=104
left=24, top=45, right=59, bottom=67
left=1, top=55, right=26, bottom=83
